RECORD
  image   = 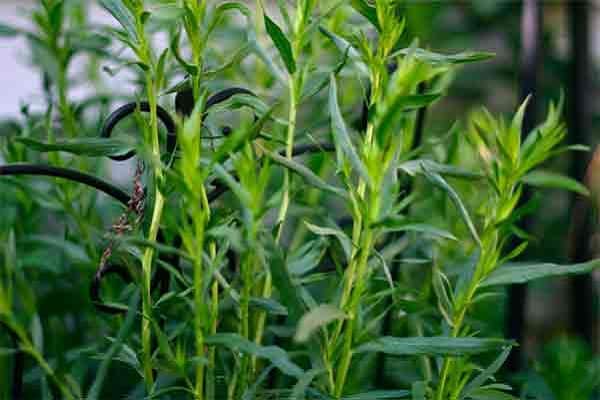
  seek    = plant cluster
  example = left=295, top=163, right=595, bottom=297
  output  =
left=0, top=1, right=598, bottom=399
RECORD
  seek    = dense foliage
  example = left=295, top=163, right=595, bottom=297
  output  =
left=0, top=1, right=598, bottom=399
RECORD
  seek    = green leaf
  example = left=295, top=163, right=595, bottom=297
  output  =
left=211, top=103, right=275, bottom=165
left=87, top=293, right=140, bottom=400
left=462, top=347, right=512, bottom=397
left=412, top=382, right=427, bottom=400
left=343, top=390, right=410, bottom=400
left=266, top=240, right=306, bottom=323
left=170, top=29, right=198, bottom=75
left=349, top=0, right=380, bottom=31
left=263, top=13, right=296, bottom=74
left=260, top=145, right=347, bottom=199
left=465, top=389, right=518, bottom=400
left=481, top=259, right=600, bottom=287
left=372, top=218, right=457, bottom=241
left=249, top=297, right=288, bottom=316
left=355, top=337, right=513, bottom=356
left=329, top=74, right=372, bottom=185
left=24, top=235, right=89, bottom=264
left=521, top=171, right=589, bottom=196
left=375, top=94, right=441, bottom=144
left=398, top=159, right=483, bottom=180
left=319, top=26, right=368, bottom=76
left=205, top=333, right=303, bottom=377
left=420, top=166, right=481, bottom=246
left=294, top=304, right=346, bottom=343
left=391, top=48, right=495, bottom=65
left=99, top=0, right=138, bottom=43
left=291, top=368, right=325, bottom=400
left=304, top=221, right=352, bottom=261
left=17, top=137, right=135, bottom=158
left=0, top=23, right=20, bottom=37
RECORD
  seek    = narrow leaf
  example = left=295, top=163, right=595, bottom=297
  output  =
left=329, top=75, right=372, bottom=185
left=521, top=171, right=589, bottom=196
left=263, top=13, right=296, bottom=74
left=355, top=337, right=513, bottom=356
left=205, top=333, right=303, bottom=377
left=260, top=145, right=347, bottom=199
left=294, top=304, right=346, bottom=343
left=481, top=259, right=600, bottom=287
left=99, top=0, right=138, bottom=42
left=462, top=346, right=512, bottom=396
left=304, top=221, right=352, bottom=261
left=343, top=390, right=410, bottom=400
left=391, top=48, right=495, bottom=65
left=17, top=137, right=134, bottom=158
left=421, top=167, right=481, bottom=246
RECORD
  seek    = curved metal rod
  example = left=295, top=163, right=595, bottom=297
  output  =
left=100, top=102, right=177, bottom=161
left=175, top=87, right=257, bottom=117
left=0, top=163, right=130, bottom=206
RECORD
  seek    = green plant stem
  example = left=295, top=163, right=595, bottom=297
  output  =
left=436, top=233, right=497, bottom=400
left=57, top=64, right=77, bottom=138
left=333, top=181, right=380, bottom=397
left=236, top=252, right=254, bottom=396
left=193, top=214, right=206, bottom=400
left=334, top=226, right=375, bottom=398
left=276, top=79, right=298, bottom=242
left=140, top=73, right=165, bottom=393
left=207, top=241, right=219, bottom=400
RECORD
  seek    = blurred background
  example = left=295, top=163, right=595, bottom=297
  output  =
left=0, top=0, right=598, bottom=396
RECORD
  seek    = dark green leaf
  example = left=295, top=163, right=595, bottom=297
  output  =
left=0, top=23, right=20, bottom=37
left=205, top=333, right=303, bottom=377
left=294, top=304, right=345, bottom=343
left=349, top=0, right=380, bottom=31
left=481, top=259, right=600, bottom=287
left=99, top=0, right=138, bottom=43
left=250, top=297, right=288, bottom=316
left=392, top=48, right=495, bottom=65
left=17, top=137, right=135, bottom=158
left=260, top=145, right=348, bottom=199
left=355, top=337, right=513, bottom=356
left=521, top=171, right=589, bottom=196
left=264, top=13, right=296, bottom=74
left=329, top=75, right=372, bottom=185
left=343, top=390, right=410, bottom=400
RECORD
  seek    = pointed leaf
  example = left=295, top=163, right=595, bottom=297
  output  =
left=355, top=337, right=513, bottom=356
left=259, top=145, right=347, bottom=199
left=17, top=137, right=134, bottom=158
left=521, top=171, right=589, bottom=196
left=421, top=167, right=481, bottom=246
left=99, top=0, right=138, bottom=42
left=329, top=75, right=372, bottom=185
left=263, top=13, right=296, bottom=74
left=205, top=333, right=303, bottom=377
left=481, top=259, right=600, bottom=287
left=294, top=304, right=346, bottom=343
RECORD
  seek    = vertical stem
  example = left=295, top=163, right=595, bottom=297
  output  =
left=236, top=253, right=254, bottom=396
left=141, top=73, right=165, bottom=393
left=276, top=80, right=297, bottom=242
left=193, top=215, right=206, bottom=400
left=57, top=63, right=77, bottom=138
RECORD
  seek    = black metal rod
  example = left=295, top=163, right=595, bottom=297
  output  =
left=0, top=164, right=131, bottom=206
left=506, top=0, right=542, bottom=373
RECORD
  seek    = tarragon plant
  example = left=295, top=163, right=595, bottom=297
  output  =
left=0, top=1, right=598, bottom=399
